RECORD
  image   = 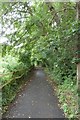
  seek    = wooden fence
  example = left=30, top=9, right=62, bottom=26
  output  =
left=0, top=69, right=26, bottom=89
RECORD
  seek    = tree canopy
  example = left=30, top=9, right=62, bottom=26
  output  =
left=0, top=1, right=79, bottom=118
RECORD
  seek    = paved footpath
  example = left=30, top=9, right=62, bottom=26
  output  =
left=3, top=68, right=65, bottom=118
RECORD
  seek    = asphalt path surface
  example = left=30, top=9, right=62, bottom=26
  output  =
left=3, top=68, right=65, bottom=118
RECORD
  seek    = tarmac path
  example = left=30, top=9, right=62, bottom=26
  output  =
left=3, top=68, right=65, bottom=118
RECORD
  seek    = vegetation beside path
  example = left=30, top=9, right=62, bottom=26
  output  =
left=0, top=55, right=33, bottom=113
left=45, top=68, right=77, bottom=118
left=0, top=1, right=79, bottom=119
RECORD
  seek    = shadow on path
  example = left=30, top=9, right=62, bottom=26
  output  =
left=3, top=68, right=65, bottom=118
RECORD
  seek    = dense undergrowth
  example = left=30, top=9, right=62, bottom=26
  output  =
left=45, top=67, right=78, bottom=118
left=0, top=54, right=32, bottom=113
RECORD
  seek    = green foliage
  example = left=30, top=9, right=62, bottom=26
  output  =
left=1, top=2, right=78, bottom=118
left=0, top=55, right=24, bottom=84
left=0, top=54, right=32, bottom=113
left=2, top=76, right=25, bottom=113
left=19, top=51, right=31, bottom=68
left=57, top=79, right=77, bottom=118
left=46, top=65, right=77, bottom=118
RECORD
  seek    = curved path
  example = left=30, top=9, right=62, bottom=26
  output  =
left=3, top=68, right=65, bottom=118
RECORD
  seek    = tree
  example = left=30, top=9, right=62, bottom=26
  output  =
left=1, top=2, right=78, bottom=117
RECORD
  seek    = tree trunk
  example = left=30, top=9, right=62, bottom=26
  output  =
left=76, top=1, right=80, bottom=118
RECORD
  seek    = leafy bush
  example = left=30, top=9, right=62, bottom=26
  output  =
left=0, top=55, right=26, bottom=85
left=57, top=79, right=78, bottom=118
left=45, top=67, right=77, bottom=118
left=2, top=76, right=26, bottom=113
left=0, top=54, right=32, bottom=113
